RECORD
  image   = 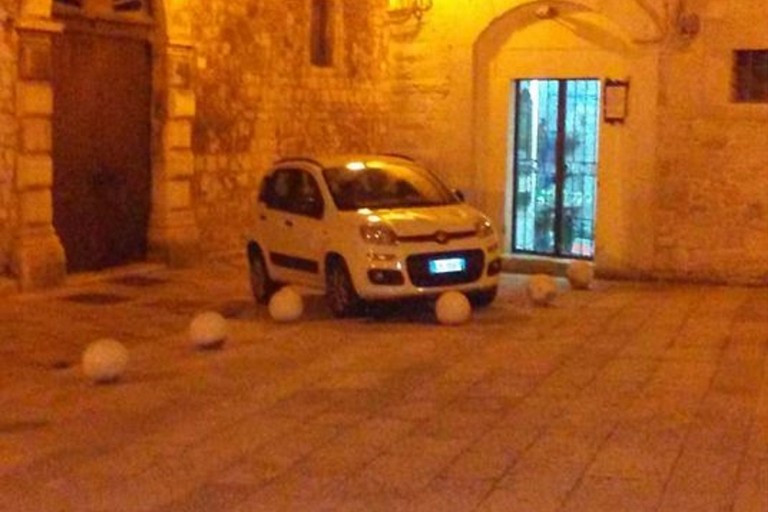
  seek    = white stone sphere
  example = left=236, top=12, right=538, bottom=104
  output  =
left=82, top=338, right=129, bottom=384
left=527, top=274, right=558, bottom=306
left=268, top=286, right=304, bottom=322
left=189, top=311, right=228, bottom=350
left=566, top=260, right=594, bottom=290
left=435, top=291, right=472, bottom=325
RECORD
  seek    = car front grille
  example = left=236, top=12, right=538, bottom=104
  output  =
left=397, top=229, right=476, bottom=245
left=406, top=249, right=485, bottom=287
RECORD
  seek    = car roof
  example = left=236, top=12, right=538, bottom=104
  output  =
left=273, top=153, right=417, bottom=170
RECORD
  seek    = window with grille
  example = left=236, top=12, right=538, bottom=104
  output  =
left=733, top=50, right=768, bottom=103
left=310, top=0, right=333, bottom=67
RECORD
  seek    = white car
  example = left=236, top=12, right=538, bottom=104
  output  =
left=246, top=154, right=502, bottom=316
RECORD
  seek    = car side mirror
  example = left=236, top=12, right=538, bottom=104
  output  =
left=453, top=189, right=465, bottom=202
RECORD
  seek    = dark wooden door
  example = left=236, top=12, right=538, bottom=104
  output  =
left=52, top=30, right=151, bottom=272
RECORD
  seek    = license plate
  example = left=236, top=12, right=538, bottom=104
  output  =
left=429, top=257, right=466, bottom=274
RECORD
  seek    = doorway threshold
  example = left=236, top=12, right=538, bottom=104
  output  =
left=64, top=262, right=167, bottom=288
left=501, top=254, right=582, bottom=277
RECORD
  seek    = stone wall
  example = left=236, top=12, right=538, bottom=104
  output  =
left=383, top=0, right=768, bottom=283
left=189, top=0, right=387, bottom=253
left=0, top=1, right=17, bottom=276
left=654, top=4, right=768, bottom=283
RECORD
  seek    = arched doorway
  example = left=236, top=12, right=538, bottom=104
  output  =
left=472, top=1, right=658, bottom=273
left=51, top=0, right=153, bottom=271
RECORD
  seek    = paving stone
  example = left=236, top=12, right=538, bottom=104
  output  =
left=1, top=257, right=768, bottom=510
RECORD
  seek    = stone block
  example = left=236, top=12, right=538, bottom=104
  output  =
left=19, top=36, right=52, bottom=81
left=16, top=155, right=52, bottom=189
left=159, top=150, right=194, bottom=179
left=11, top=227, right=65, bottom=291
left=155, top=180, right=192, bottom=210
left=17, top=82, right=53, bottom=115
left=20, top=118, right=51, bottom=153
left=19, top=189, right=52, bottom=225
left=162, top=120, right=192, bottom=150
left=168, top=89, right=196, bottom=118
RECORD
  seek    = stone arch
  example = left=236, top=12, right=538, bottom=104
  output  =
left=472, top=0, right=660, bottom=275
left=12, top=0, right=199, bottom=289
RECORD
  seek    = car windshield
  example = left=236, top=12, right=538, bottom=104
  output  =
left=323, top=160, right=461, bottom=211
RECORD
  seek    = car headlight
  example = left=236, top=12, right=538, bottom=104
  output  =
left=360, top=223, right=398, bottom=245
left=475, top=219, right=495, bottom=239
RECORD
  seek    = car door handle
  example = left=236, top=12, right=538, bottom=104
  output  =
left=284, top=219, right=293, bottom=227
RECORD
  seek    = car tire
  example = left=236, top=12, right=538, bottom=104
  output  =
left=468, top=286, right=498, bottom=308
left=326, top=258, right=362, bottom=317
left=248, top=245, right=278, bottom=304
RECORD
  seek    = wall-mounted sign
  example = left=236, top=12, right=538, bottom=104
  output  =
left=603, top=79, right=630, bottom=124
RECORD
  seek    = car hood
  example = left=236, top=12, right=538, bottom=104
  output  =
left=360, top=204, right=487, bottom=237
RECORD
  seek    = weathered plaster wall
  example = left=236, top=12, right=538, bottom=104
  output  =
left=654, top=2, right=768, bottom=283
left=189, top=0, right=388, bottom=252
left=0, top=1, right=18, bottom=276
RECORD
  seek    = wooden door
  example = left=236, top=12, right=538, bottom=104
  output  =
left=52, top=29, right=151, bottom=272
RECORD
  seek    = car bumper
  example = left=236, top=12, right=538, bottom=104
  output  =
left=348, top=239, right=502, bottom=300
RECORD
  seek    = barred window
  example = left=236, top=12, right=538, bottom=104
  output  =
left=733, top=50, right=768, bottom=103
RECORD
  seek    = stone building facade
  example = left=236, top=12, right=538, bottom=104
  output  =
left=0, top=0, right=766, bottom=291
left=385, top=0, right=768, bottom=284
left=189, top=0, right=387, bottom=251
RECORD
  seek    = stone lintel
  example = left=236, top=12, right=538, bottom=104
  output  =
left=15, top=16, right=63, bottom=34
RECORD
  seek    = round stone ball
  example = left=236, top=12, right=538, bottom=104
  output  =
left=527, top=274, right=558, bottom=306
left=268, top=286, right=304, bottom=322
left=82, top=338, right=129, bottom=384
left=189, top=311, right=228, bottom=350
left=566, top=260, right=594, bottom=290
left=435, top=291, right=472, bottom=325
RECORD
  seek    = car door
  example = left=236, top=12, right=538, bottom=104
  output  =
left=261, top=167, right=326, bottom=287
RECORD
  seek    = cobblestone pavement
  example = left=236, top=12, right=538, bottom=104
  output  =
left=1, top=254, right=767, bottom=512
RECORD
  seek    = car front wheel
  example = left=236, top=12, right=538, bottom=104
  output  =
left=248, top=245, right=277, bottom=304
left=326, top=258, right=362, bottom=317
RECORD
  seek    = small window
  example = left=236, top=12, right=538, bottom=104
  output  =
left=54, top=0, right=83, bottom=7
left=54, top=0, right=150, bottom=15
left=733, top=50, right=768, bottom=103
left=310, top=0, right=333, bottom=67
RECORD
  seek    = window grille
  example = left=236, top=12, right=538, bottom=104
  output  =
left=733, top=50, right=768, bottom=103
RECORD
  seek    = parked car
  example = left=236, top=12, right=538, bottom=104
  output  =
left=246, top=154, right=502, bottom=316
